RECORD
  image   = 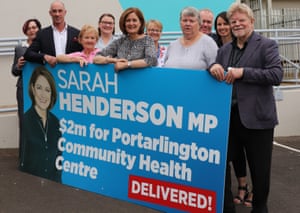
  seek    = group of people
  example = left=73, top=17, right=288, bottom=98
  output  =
left=11, top=1, right=283, bottom=213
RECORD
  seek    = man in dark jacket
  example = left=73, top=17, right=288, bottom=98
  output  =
left=209, top=2, right=283, bottom=213
left=24, top=0, right=82, bottom=66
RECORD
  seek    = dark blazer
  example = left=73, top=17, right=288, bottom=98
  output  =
left=11, top=45, right=27, bottom=87
left=11, top=44, right=27, bottom=158
left=215, top=32, right=283, bottom=129
left=20, top=106, right=62, bottom=182
left=24, top=25, right=82, bottom=63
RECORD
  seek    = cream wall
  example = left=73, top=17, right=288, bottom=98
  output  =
left=275, top=89, right=300, bottom=137
left=0, top=0, right=123, bottom=37
left=0, top=56, right=16, bottom=106
left=272, top=0, right=300, bottom=9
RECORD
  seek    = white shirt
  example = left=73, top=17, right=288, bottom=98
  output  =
left=52, top=25, right=67, bottom=55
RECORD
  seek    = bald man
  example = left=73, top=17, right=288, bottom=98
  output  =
left=24, top=0, right=82, bottom=66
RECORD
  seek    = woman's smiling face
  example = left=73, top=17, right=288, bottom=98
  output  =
left=216, top=16, right=231, bottom=38
left=125, top=12, right=141, bottom=35
left=32, top=75, right=51, bottom=111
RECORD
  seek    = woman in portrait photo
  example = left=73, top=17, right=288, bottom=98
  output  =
left=20, top=66, right=62, bottom=182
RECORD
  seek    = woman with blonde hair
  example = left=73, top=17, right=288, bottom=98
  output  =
left=146, top=19, right=167, bottom=67
left=57, top=24, right=100, bottom=66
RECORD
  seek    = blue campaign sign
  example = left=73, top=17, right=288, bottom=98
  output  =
left=22, top=63, right=232, bottom=213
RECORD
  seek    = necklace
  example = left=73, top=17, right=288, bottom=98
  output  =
left=38, top=118, right=48, bottom=142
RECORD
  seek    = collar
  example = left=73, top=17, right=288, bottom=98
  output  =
left=231, top=31, right=254, bottom=50
left=51, top=23, right=68, bottom=32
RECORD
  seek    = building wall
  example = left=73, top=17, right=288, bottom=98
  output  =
left=243, top=0, right=300, bottom=9
left=0, top=0, right=123, bottom=38
left=272, top=0, right=300, bottom=9
left=0, top=56, right=17, bottom=106
left=275, top=89, right=300, bottom=137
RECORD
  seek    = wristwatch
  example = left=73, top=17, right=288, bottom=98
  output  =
left=127, top=61, right=131, bottom=68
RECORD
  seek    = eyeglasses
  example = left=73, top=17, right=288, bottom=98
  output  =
left=101, top=21, right=114, bottom=26
left=147, top=29, right=161, bottom=33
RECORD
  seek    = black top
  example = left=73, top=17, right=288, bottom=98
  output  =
left=20, top=106, right=62, bottom=182
left=229, top=37, right=249, bottom=106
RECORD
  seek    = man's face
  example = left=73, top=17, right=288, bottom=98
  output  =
left=200, top=11, right=214, bottom=34
left=49, top=2, right=66, bottom=26
left=230, top=11, right=254, bottom=41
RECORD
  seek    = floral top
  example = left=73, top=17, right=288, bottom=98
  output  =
left=157, top=44, right=167, bottom=67
left=98, top=35, right=157, bottom=66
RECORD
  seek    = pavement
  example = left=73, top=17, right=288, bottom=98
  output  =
left=0, top=136, right=299, bottom=213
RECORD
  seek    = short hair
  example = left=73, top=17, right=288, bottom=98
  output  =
left=50, top=0, right=65, bottom=10
left=146, top=19, right=163, bottom=31
left=227, top=2, right=254, bottom=21
left=98, top=13, right=116, bottom=35
left=28, top=66, right=57, bottom=110
left=78, top=24, right=99, bottom=43
left=180, top=7, right=201, bottom=25
left=119, top=7, right=145, bottom=35
left=22, top=19, right=42, bottom=35
left=199, top=8, right=214, bottom=16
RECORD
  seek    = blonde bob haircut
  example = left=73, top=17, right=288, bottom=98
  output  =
left=146, top=19, right=163, bottom=31
left=78, top=24, right=99, bottom=43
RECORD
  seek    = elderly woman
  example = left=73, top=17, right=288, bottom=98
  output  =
left=146, top=19, right=167, bottom=67
left=163, top=6, right=218, bottom=70
left=57, top=24, right=100, bottom=67
left=93, top=7, right=157, bottom=72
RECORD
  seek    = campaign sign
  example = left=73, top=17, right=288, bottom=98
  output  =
left=22, top=62, right=232, bottom=213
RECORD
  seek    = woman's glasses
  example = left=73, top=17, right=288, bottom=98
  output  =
left=147, top=29, right=161, bottom=33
